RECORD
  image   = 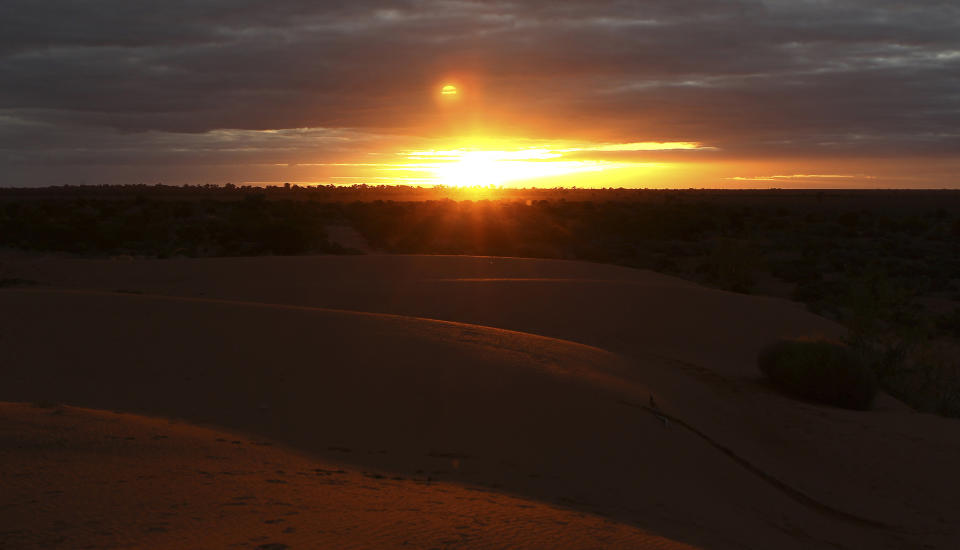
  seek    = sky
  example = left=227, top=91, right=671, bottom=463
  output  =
left=1, top=1, right=958, bottom=189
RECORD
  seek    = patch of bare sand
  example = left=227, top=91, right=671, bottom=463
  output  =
left=3, top=255, right=960, bottom=549
left=1, top=402, right=689, bottom=550
left=2, top=254, right=841, bottom=375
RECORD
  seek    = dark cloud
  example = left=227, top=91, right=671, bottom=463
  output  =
left=1, top=1, right=958, bottom=185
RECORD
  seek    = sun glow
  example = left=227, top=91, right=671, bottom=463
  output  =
left=388, top=138, right=705, bottom=187
left=320, top=137, right=711, bottom=188
left=440, top=84, right=458, bottom=96
left=405, top=148, right=614, bottom=187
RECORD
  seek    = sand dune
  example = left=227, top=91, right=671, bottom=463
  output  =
left=2, top=402, right=691, bottom=550
left=3, top=254, right=959, bottom=549
left=4, top=254, right=844, bottom=374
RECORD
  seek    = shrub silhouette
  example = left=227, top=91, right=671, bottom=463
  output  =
left=758, top=339, right=878, bottom=410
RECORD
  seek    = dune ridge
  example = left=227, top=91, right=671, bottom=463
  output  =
left=3, top=402, right=695, bottom=550
left=2, top=254, right=959, bottom=549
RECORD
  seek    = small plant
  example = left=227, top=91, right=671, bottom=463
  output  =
left=700, top=238, right=759, bottom=293
left=758, top=338, right=878, bottom=410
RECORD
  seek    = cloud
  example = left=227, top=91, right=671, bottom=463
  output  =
left=0, top=1, right=958, bottom=186
left=576, top=142, right=712, bottom=152
left=726, top=174, right=875, bottom=182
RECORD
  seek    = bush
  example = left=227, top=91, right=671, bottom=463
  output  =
left=758, top=339, right=878, bottom=410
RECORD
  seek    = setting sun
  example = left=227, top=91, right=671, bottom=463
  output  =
left=440, top=84, right=458, bottom=96
left=405, top=148, right=603, bottom=187
left=396, top=143, right=615, bottom=187
left=381, top=138, right=691, bottom=187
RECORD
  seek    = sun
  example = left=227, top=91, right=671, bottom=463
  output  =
left=405, top=147, right=615, bottom=187
left=440, top=84, right=458, bottom=96
left=432, top=151, right=505, bottom=187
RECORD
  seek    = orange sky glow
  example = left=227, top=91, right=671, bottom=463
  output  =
left=3, top=2, right=958, bottom=189
left=230, top=81, right=958, bottom=190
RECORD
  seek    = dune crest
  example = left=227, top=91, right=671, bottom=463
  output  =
left=3, top=254, right=959, bottom=549
left=2, top=402, right=693, bottom=550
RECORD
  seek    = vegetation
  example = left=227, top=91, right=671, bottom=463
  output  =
left=758, top=339, right=878, bottom=410
left=1, top=185, right=958, bottom=415
left=0, top=195, right=348, bottom=257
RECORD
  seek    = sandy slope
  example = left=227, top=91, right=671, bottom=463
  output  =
left=2, top=402, right=689, bottom=550
left=2, top=254, right=960, bottom=549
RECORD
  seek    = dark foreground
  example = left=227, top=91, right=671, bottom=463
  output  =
left=2, top=186, right=958, bottom=415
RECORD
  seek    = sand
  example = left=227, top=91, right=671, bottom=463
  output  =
left=2, top=254, right=959, bottom=549
left=3, top=402, right=695, bottom=550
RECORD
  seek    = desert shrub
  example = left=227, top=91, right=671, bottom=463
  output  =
left=937, top=308, right=960, bottom=339
left=863, top=338, right=960, bottom=416
left=698, top=238, right=759, bottom=293
left=758, top=339, right=878, bottom=410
